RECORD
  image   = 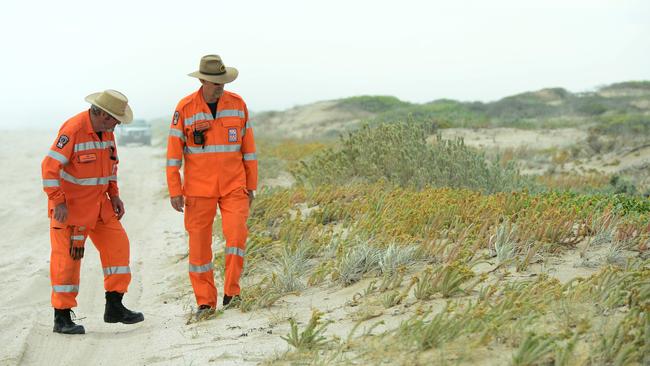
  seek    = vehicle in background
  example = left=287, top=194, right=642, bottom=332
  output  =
left=115, top=119, right=152, bottom=145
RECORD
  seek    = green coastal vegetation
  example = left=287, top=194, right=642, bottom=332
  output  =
left=156, top=80, right=650, bottom=365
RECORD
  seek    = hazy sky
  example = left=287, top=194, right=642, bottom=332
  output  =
left=1, top=0, right=648, bottom=128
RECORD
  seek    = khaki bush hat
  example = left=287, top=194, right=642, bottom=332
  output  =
left=85, top=89, right=133, bottom=124
left=188, top=54, right=238, bottom=84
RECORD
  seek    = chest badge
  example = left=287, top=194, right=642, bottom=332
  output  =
left=78, top=153, right=97, bottom=163
left=228, top=128, right=238, bottom=142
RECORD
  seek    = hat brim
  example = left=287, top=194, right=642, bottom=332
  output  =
left=84, top=93, right=134, bottom=124
left=188, top=67, right=238, bottom=84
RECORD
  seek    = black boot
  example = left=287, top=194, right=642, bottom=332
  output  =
left=194, top=304, right=215, bottom=321
left=223, top=295, right=241, bottom=308
left=104, top=291, right=144, bottom=324
left=53, top=308, right=85, bottom=334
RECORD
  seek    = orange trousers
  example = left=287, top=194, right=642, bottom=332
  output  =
left=184, top=188, right=249, bottom=308
left=50, top=215, right=131, bottom=309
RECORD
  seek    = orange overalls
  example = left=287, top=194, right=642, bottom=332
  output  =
left=41, top=111, right=131, bottom=309
left=166, top=89, right=257, bottom=308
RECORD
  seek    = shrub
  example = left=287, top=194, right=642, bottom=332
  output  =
left=281, top=310, right=334, bottom=350
left=336, top=95, right=411, bottom=113
left=336, top=239, right=382, bottom=286
left=372, top=100, right=490, bottom=128
left=398, top=306, right=466, bottom=350
left=269, top=245, right=309, bottom=293
left=511, top=332, right=556, bottom=366
left=293, top=122, right=531, bottom=193
left=491, top=221, right=518, bottom=265
left=600, top=81, right=650, bottom=92
left=592, top=114, right=650, bottom=136
left=609, top=175, right=638, bottom=195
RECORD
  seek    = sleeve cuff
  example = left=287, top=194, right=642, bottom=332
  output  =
left=169, top=189, right=183, bottom=198
left=52, top=195, right=66, bottom=206
left=108, top=187, right=120, bottom=197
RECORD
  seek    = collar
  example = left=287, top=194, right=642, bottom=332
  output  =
left=195, top=87, right=228, bottom=107
left=82, top=110, right=96, bottom=135
left=82, top=110, right=103, bottom=139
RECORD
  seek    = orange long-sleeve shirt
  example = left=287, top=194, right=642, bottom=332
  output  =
left=41, top=111, right=119, bottom=227
left=166, top=89, right=257, bottom=198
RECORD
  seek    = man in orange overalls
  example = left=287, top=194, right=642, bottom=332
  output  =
left=166, top=55, right=257, bottom=318
left=42, top=90, right=144, bottom=334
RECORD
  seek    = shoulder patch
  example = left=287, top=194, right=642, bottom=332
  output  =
left=173, top=111, right=180, bottom=125
left=56, top=135, right=70, bottom=149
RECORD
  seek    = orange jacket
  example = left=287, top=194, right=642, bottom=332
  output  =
left=166, top=88, right=257, bottom=198
left=41, top=111, right=119, bottom=227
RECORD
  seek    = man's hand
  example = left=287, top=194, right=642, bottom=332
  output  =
left=54, top=202, right=68, bottom=223
left=170, top=196, right=185, bottom=212
left=110, top=196, right=126, bottom=220
left=247, top=190, right=255, bottom=209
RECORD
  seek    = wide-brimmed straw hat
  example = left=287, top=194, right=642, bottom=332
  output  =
left=188, top=54, right=238, bottom=84
left=85, top=89, right=133, bottom=124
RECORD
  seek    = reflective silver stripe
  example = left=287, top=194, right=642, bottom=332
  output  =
left=103, top=266, right=131, bottom=275
left=60, top=171, right=111, bottom=186
left=184, top=144, right=241, bottom=154
left=216, top=109, right=245, bottom=118
left=189, top=262, right=214, bottom=273
left=52, top=285, right=79, bottom=293
left=242, top=121, right=253, bottom=137
left=47, top=150, right=69, bottom=165
left=74, top=140, right=115, bottom=152
left=43, top=179, right=60, bottom=187
left=109, top=175, right=117, bottom=182
left=184, top=112, right=213, bottom=127
left=243, top=153, right=257, bottom=161
left=184, top=110, right=245, bottom=127
left=169, top=129, right=185, bottom=141
left=167, top=159, right=182, bottom=166
left=224, top=247, right=245, bottom=258
left=71, top=235, right=85, bottom=241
